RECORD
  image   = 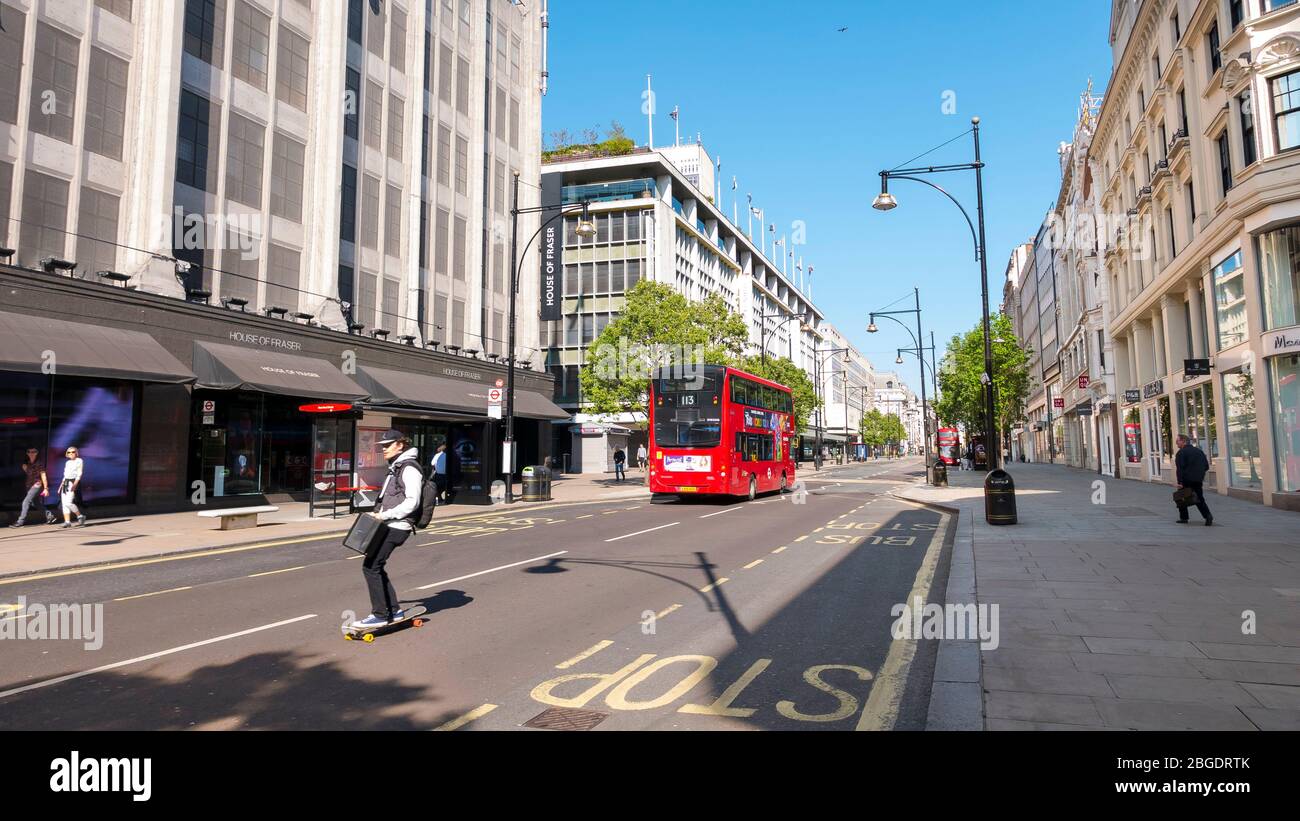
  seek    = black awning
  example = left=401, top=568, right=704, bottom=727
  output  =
left=193, top=341, right=369, bottom=401
left=356, top=365, right=570, bottom=421
left=0, top=309, right=195, bottom=383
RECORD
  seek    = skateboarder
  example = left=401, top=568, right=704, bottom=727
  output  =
left=351, top=430, right=424, bottom=630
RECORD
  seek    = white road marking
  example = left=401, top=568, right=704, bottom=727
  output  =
left=113, top=586, right=192, bottom=602
left=0, top=614, right=318, bottom=700
left=698, top=508, right=740, bottom=519
left=605, top=522, right=679, bottom=542
left=414, top=551, right=568, bottom=590
left=699, top=578, right=729, bottom=593
left=771, top=546, right=788, bottom=554
left=743, top=559, right=764, bottom=570
left=247, top=565, right=307, bottom=578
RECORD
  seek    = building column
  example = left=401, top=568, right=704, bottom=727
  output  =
left=1133, top=319, right=1154, bottom=385
left=1187, top=279, right=1205, bottom=359
left=1161, top=293, right=1188, bottom=374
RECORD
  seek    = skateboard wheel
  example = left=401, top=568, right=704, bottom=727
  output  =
left=344, top=633, right=354, bottom=641
left=363, top=633, right=374, bottom=642
left=412, top=619, right=424, bottom=627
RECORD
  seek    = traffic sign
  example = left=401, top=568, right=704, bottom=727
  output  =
left=488, top=388, right=503, bottom=403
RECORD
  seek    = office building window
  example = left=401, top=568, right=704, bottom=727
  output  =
left=360, top=174, right=380, bottom=249
left=453, top=215, right=466, bottom=280
left=1207, top=22, right=1221, bottom=75
left=275, top=25, right=310, bottom=112
left=75, top=187, right=119, bottom=278
left=435, top=207, right=449, bottom=276
left=176, top=89, right=218, bottom=191
left=30, top=23, right=79, bottom=144
left=1217, top=130, right=1232, bottom=195
left=385, top=184, right=402, bottom=257
left=382, top=276, right=399, bottom=327
left=19, top=171, right=69, bottom=267
left=220, top=227, right=259, bottom=309
left=390, top=6, right=406, bottom=67
left=1166, top=206, right=1176, bottom=260
left=509, top=96, right=519, bottom=149
left=84, top=48, right=129, bottom=160
left=387, top=93, right=404, bottom=161
left=94, top=0, right=133, bottom=20
left=495, top=86, right=506, bottom=142
left=438, top=41, right=453, bottom=104
left=1171, top=10, right=1180, bottom=41
left=452, top=297, right=465, bottom=347
left=337, top=264, right=354, bottom=320
left=455, top=135, right=468, bottom=194
left=0, top=161, right=12, bottom=246
left=1230, top=0, right=1244, bottom=29
left=1178, top=88, right=1188, bottom=133
left=1212, top=250, right=1246, bottom=349
left=231, top=1, right=270, bottom=89
left=346, top=0, right=362, bottom=45
left=225, top=113, right=265, bottom=208
left=419, top=200, right=428, bottom=268
left=1241, top=90, right=1257, bottom=165
left=344, top=68, right=360, bottom=140
left=184, top=0, right=226, bottom=67
left=266, top=243, right=300, bottom=313
left=1259, top=225, right=1300, bottom=330
left=0, top=3, right=26, bottom=125
left=365, top=80, right=383, bottom=150
left=339, top=164, right=357, bottom=244
left=437, top=124, right=451, bottom=186
left=366, top=0, right=385, bottom=57
left=456, top=56, right=470, bottom=114
left=270, top=131, right=306, bottom=221
left=1274, top=69, right=1300, bottom=152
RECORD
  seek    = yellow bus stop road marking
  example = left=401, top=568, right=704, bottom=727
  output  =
left=434, top=704, right=498, bottom=731
left=655, top=604, right=683, bottom=619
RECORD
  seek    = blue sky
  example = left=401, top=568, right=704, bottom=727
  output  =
left=542, top=0, right=1114, bottom=395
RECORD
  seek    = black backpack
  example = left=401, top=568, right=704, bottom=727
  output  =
left=391, top=458, right=437, bottom=529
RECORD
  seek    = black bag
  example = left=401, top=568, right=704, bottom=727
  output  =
left=392, top=458, right=437, bottom=529
left=343, top=513, right=388, bottom=554
left=1172, top=487, right=1196, bottom=505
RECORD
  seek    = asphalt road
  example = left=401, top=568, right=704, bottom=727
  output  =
left=0, top=457, right=953, bottom=731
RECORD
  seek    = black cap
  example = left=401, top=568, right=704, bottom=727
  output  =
left=376, top=429, right=407, bottom=445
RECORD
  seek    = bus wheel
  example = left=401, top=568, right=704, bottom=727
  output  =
left=780, top=473, right=788, bottom=493
left=747, top=476, right=757, bottom=501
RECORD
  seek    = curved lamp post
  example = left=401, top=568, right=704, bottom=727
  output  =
left=868, top=287, right=933, bottom=484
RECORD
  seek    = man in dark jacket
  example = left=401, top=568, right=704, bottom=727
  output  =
left=1174, top=434, right=1213, bottom=526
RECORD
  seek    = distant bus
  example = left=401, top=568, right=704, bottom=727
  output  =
left=937, top=427, right=960, bottom=466
left=648, top=365, right=796, bottom=500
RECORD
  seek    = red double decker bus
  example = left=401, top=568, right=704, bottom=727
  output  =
left=648, top=365, right=796, bottom=500
left=937, top=427, right=960, bottom=466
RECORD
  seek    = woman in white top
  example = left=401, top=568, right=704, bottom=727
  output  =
left=59, top=446, right=86, bottom=528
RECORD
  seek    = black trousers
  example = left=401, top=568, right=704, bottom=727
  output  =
left=1177, top=481, right=1212, bottom=521
left=434, top=473, right=448, bottom=502
left=363, top=525, right=411, bottom=618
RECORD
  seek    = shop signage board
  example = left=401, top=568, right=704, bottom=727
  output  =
left=1124, top=389, right=1141, bottom=403
left=1143, top=379, right=1164, bottom=399
left=1075, top=402, right=1093, bottom=416
left=1078, top=375, right=1090, bottom=389
left=299, top=402, right=353, bottom=413
left=1184, top=358, right=1211, bottom=376
left=539, top=173, right=564, bottom=321
left=1264, top=327, right=1300, bottom=358
left=1053, top=397, right=1065, bottom=408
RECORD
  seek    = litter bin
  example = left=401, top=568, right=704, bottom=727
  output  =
left=521, top=465, right=552, bottom=502
left=984, top=468, right=1016, bottom=525
left=932, top=461, right=948, bottom=487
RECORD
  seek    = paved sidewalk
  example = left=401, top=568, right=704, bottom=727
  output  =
left=903, top=462, right=1300, bottom=731
left=0, top=470, right=648, bottom=579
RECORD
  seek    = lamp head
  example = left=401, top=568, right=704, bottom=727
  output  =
left=872, top=191, right=897, bottom=211
left=575, top=201, right=596, bottom=238
left=866, top=318, right=878, bottom=333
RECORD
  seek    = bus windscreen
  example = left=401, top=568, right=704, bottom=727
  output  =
left=654, top=368, right=723, bottom=448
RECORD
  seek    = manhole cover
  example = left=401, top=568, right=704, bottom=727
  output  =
left=1101, top=507, right=1157, bottom=517
left=523, top=707, right=609, bottom=731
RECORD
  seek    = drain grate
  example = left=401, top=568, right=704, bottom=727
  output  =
left=523, top=707, right=609, bottom=731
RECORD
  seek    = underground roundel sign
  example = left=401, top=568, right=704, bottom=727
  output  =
left=488, top=388, right=503, bottom=403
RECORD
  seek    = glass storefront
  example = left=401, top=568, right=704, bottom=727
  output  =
left=189, top=391, right=315, bottom=497
left=1213, top=250, right=1247, bottom=350
left=1, top=373, right=138, bottom=512
left=1222, top=371, right=1262, bottom=488
left=1124, top=408, right=1142, bottom=463
left=1175, top=382, right=1218, bottom=458
left=1259, top=224, right=1300, bottom=331
left=1269, top=353, right=1300, bottom=492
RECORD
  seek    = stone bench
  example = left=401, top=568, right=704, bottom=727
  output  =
left=197, top=505, right=280, bottom=530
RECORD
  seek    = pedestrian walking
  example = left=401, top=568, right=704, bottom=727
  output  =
left=430, top=442, right=449, bottom=503
left=613, top=447, right=627, bottom=482
left=1174, top=433, right=1213, bottom=526
left=11, top=447, right=56, bottom=527
left=352, top=430, right=424, bottom=630
left=57, top=446, right=86, bottom=528
left=636, top=443, right=648, bottom=471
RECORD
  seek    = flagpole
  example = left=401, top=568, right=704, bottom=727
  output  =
left=646, top=75, right=653, bottom=149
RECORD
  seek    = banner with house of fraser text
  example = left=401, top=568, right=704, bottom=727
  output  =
left=539, top=173, right=563, bottom=321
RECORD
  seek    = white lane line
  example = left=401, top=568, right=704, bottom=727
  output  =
left=699, top=578, right=729, bottom=593
left=771, top=546, right=788, bottom=554
left=0, top=614, right=318, bottom=700
left=698, top=508, right=741, bottom=519
left=414, top=551, right=568, bottom=590
left=435, top=703, right=498, bottom=731
left=113, top=586, right=192, bottom=602
left=248, top=565, right=307, bottom=578
left=743, top=559, right=764, bottom=570
left=419, top=539, right=450, bottom=546
left=605, top=522, right=679, bottom=543
left=556, top=640, right=613, bottom=669
left=346, top=554, right=365, bottom=560
left=576, top=514, right=594, bottom=519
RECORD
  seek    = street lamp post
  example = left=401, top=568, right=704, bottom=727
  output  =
left=505, top=173, right=595, bottom=503
left=811, top=342, right=850, bottom=471
left=873, top=117, right=997, bottom=471
left=868, top=287, right=932, bottom=484
left=758, top=312, right=807, bottom=364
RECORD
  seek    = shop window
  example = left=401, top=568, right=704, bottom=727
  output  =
left=1259, top=225, right=1300, bottom=331
left=47, top=377, right=138, bottom=505
left=1270, top=354, right=1300, bottom=492
left=1222, top=371, right=1262, bottom=488
left=1212, top=250, right=1247, bottom=349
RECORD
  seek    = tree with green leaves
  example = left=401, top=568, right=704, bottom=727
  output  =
left=737, top=355, right=821, bottom=434
left=934, top=313, right=1032, bottom=447
left=859, top=409, right=906, bottom=455
left=578, top=280, right=749, bottom=420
